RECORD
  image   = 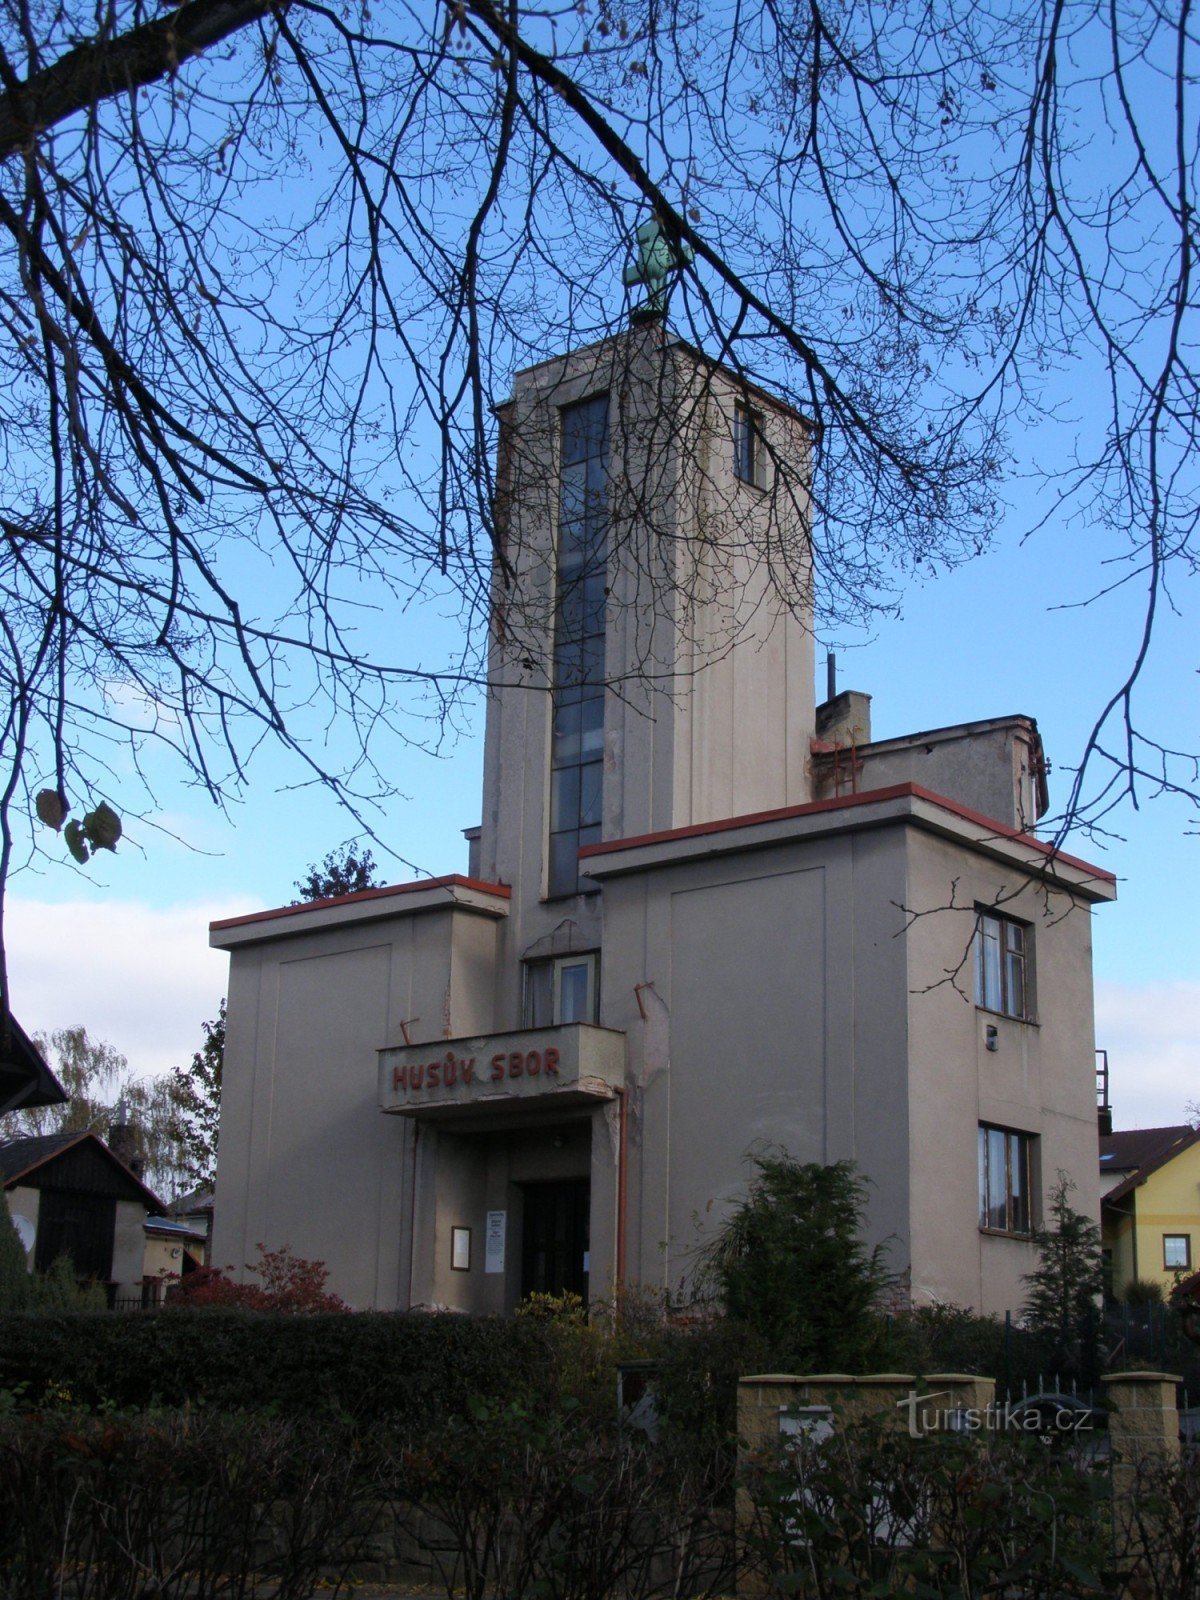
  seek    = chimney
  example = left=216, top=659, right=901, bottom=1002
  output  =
left=108, top=1097, right=144, bottom=1179
left=815, top=689, right=872, bottom=746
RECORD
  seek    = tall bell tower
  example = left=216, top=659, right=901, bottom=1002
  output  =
left=475, top=318, right=816, bottom=1014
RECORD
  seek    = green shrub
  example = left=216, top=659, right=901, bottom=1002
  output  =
left=744, top=1409, right=1113, bottom=1596
left=698, top=1154, right=892, bottom=1373
left=1123, top=1277, right=1165, bottom=1305
left=0, top=1308, right=559, bottom=1418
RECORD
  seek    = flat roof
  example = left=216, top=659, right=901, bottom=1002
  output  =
left=580, top=782, right=1117, bottom=898
left=210, top=874, right=511, bottom=949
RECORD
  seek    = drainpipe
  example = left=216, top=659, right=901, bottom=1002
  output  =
left=614, top=1087, right=628, bottom=1300
left=406, top=1121, right=421, bottom=1310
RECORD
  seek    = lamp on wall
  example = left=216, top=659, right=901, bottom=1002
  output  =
left=985, top=1025, right=999, bottom=1053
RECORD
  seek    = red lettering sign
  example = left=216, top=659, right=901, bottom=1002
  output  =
left=393, top=1045, right=564, bottom=1096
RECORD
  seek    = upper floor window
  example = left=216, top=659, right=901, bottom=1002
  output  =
left=733, top=404, right=767, bottom=488
left=975, top=908, right=1030, bottom=1019
left=978, top=1124, right=1034, bottom=1234
left=523, top=952, right=599, bottom=1029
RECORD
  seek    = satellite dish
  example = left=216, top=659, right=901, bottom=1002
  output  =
left=12, top=1214, right=35, bottom=1257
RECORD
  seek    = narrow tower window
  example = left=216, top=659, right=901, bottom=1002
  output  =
left=549, top=395, right=609, bottom=896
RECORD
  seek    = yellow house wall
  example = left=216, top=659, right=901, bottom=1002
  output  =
left=1119, top=1141, right=1200, bottom=1295
left=1102, top=1208, right=1137, bottom=1298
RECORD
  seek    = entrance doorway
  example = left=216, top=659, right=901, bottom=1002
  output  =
left=520, top=1178, right=590, bottom=1303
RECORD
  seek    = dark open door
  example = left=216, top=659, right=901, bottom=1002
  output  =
left=520, top=1179, right=589, bottom=1304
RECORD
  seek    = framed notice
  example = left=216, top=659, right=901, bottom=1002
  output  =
left=451, top=1226, right=471, bottom=1272
left=484, top=1210, right=506, bottom=1274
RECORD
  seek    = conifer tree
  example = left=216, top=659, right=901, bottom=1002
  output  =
left=1022, top=1174, right=1104, bottom=1383
left=702, top=1154, right=891, bottom=1373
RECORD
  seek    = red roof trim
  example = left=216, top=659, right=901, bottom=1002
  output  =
left=210, top=874, right=511, bottom=933
left=579, top=782, right=1116, bottom=883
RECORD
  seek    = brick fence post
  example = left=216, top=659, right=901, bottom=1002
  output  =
left=1102, top=1369, right=1182, bottom=1597
left=735, top=1374, right=917, bottom=1595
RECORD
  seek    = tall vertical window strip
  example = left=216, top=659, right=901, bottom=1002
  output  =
left=549, top=395, right=609, bottom=896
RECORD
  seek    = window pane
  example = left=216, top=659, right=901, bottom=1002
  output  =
left=552, top=699, right=582, bottom=764
left=977, top=916, right=1002, bottom=1010
left=987, top=1127, right=1007, bottom=1229
left=579, top=699, right=604, bottom=759
left=558, top=961, right=591, bottom=1024
left=562, top=395, right=608, bottom=464
left=551, top=766, right=580, bottom=831
left=548, top=832, right=579, bottom=897
left=1164, top=1235, right=1190, bottom=1269
left=579, top=763, right=602, bottom=827
left=1005, top=944, right=1025, bottom=1018
left=524, top=962, right=554, bottom=1028
left=978, top=1128, right=989, bottom=1229
left=1008, top=1133, right=1029, bottom=1232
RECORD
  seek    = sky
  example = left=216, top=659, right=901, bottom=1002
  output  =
left=7, top=481, right=1196, bottom=1131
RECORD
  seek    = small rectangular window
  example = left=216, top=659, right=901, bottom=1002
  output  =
left=733, top=404, right=766, bottom=487
left=1164, top=1234, right=1192, bottom=1270
left=978, top=1124, right=1034, bottom=1235
left=523, top=952, right=600, bottom=1028
left=975, top=909, right=1031, bottom=1020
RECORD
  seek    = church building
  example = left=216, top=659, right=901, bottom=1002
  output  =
left=210, top=322, right=1116, bottom=1315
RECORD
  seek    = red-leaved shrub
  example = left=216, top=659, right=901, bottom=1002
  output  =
left=167, top=1243, right=349, bottom=1313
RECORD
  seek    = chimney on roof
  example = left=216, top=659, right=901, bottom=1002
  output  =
left=815, top=688, right=872, bottom=747
left=108, top=1097, right=144, bottom=1179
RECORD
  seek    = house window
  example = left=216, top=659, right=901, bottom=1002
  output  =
left=523, top=952, right=600, bottom=1029
left=1164, top=1234, right=1192, bottom=1270
left=549, top=395, right=608, bottom=896
left=978, top=1124, right=1034, bottom=1234
left=733, top=404, right=766, bottom=487
left=975, top=909, right=1030, bottom=1019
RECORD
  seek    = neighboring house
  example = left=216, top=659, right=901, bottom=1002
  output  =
left=167, top=1186, right=214, bottom=1264
left=1100, top=1124, right=1200, bottom=1299
left=142, top=1215, right=208, bottom=1305
left=1, top=1131, right=165, bottom=1306
left=211, top=322, right=1117, bottom=1317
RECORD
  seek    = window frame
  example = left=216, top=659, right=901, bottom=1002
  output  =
left=974, top=907, right=1033, bottom=1021
left=523, top=951, right=600, bottom=1029
left=1163, top=1233, right=1192, bottom=1271
left=733, top=403, right=767, bottom=489
left=978, top=1123, right=1035, bottom=1236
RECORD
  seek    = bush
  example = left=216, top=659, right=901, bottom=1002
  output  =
left=699, top=1154, right=892, bottom=1374
left=0, top=1404, right=382, bottom=1600
left=1123, top=1277, right=1165, bottom=1306
left=165, top=1243, right=349, bottom=1312
left=0, top=1205, right=106, bottom=1311
left=744, top=1409, right=1112, bottom=1596
left=0, top=1307, right=560, bottom=1418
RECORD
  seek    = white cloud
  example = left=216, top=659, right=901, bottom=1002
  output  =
left=5, top=896, right=256, bottom=1081
left=1095, top=980, right=1200, bottom=1129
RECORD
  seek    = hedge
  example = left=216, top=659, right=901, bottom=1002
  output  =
left=0, top=1309, right=561, bottom=1418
